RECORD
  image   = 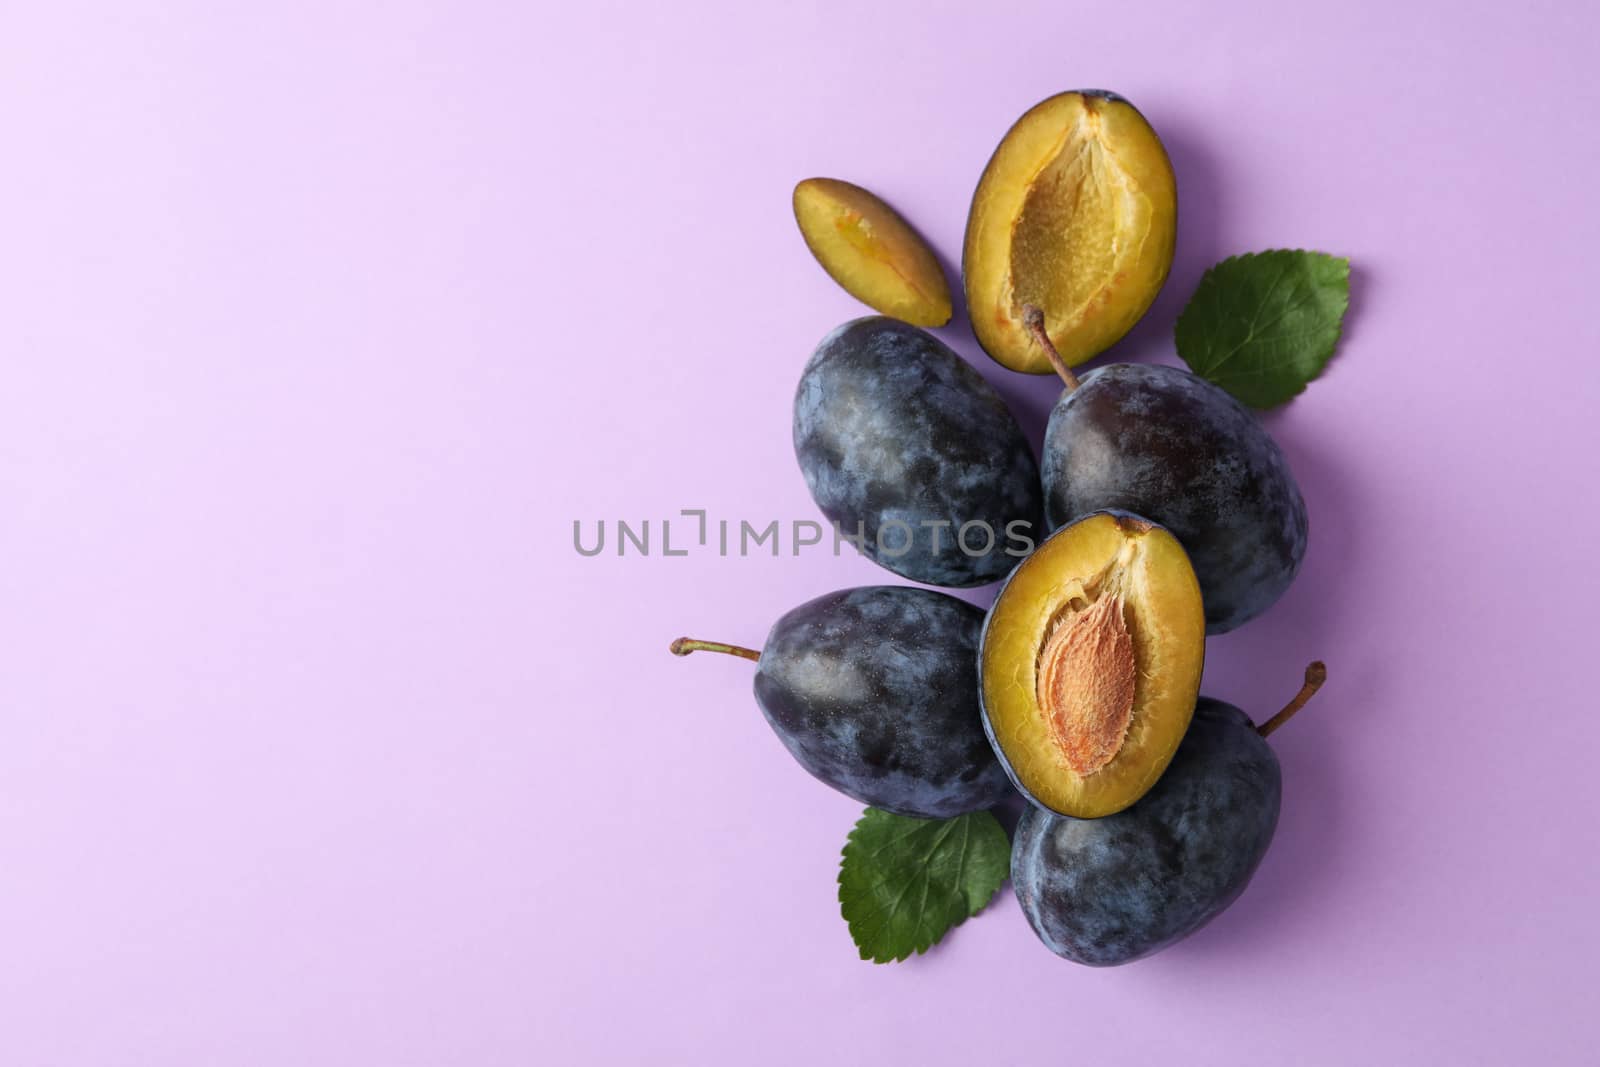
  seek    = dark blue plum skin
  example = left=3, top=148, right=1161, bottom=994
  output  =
left=795, top=317, right=1044, bottom=587
left=1042, top=364, right=1307, bottom=633
left=1012, top=699, right=1281, bottom=965
left=753, top=586, right=1013, bottom=818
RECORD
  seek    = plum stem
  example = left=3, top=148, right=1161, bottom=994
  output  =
left=1022, top=305, right=1080, bottom=391
left=1256, top=662, right=1327, bottom=738
left=669, top=637, right=760, bottom=662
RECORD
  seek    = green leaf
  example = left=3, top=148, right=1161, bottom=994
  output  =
left=1174, top=249, right=1351, bottom=408
left=837, top=807, right=1010, bottom=964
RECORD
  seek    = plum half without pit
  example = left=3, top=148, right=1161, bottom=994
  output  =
left=963, top=91, right=1177, bottom=374
left=671, top=586, right=1013, bottom=819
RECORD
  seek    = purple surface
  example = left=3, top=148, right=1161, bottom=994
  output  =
left=2, top=2, right=1597, bottom=1064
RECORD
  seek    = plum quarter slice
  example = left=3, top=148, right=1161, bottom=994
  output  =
left=794, top=178, right=952, bottom=327
left=979, top=511, right=1204, bottom=818
left=963, top=91, right=1176, bottom=374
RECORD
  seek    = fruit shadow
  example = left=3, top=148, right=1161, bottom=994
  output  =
left=1220, top=414, right=1362, bottom=660
left=991, top=791, right=1030, bottom=840
left=929, top=244, right=1067, bottom=460
left=1157, top=730, right=1347, bottom=970
left=1159, top=424, right=1376, bottom=966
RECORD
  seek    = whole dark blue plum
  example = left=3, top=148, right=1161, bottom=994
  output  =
left=671, top=586, right=1014, bottom=818
left=1011, top=665, right=1325, bottom=965
left=795, top=317, right=1044, bottom=587
left=1041, top=362, right=1307, bottom=633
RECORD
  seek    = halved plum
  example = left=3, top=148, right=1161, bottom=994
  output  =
left=963, top=91, right=1176, bottom=373
left=979, top=511, right=1204, bottom=817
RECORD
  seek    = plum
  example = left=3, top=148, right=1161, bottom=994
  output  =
left=1023, top=311, right=1307, bottom=633
left=978, top=511, right=1205, bottom=818
left=964, top=91, right=1177, bottom=374
left=1012, top=664, right=1325, bottom=965
left=671, top=586, right=1013, bottom=818
left=794, top=317, right=1044, bottom=587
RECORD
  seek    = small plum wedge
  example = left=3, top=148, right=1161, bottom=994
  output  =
left=794, top=178, right=952, bottom=327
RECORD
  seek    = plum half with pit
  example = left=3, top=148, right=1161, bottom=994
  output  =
left=978, top=510, right=1206, bottom=819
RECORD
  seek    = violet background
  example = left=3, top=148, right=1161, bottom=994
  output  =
left=3, top=1, right=1597, bottom=1063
